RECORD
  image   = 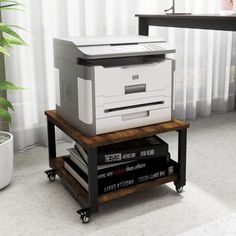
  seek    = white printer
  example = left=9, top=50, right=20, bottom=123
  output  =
left=54, top=35, right=175, bottom=136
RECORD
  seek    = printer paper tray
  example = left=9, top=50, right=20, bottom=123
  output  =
left=104, top=101, right=165, bottom=113
left=96, top=87, right=172, bottom=107
left=96, top=96, right=171, bottom=119
left=96, top=107, right=171, bottom=135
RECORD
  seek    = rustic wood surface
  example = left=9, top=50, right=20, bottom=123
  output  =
left=99, top=174, right=177, bottom=203
left=50, top=156, right=89, bottom=205
left=45, top=110, right=189, bottom=148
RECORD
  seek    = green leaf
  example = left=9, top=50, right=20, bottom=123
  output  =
left=8, top=25, right=26, bottom=32
left=0, top=23, right=25, bottom=45
left=0, top=107, right=11, bottom=123
left=0, top=0, right=23, bottom=11
left=0, top=97, right=14, bottom=110
left=0, top=37, right=12, bottom=47
left=0, top=0, right=23, bottom=6
left=0, top=7, right=23, bottom=11
left=0, top=81, right=24, bottom=90
left=6, top=37, right=25, bottom=45
left=0, top=45, right=10, bottom=56
left=2, top=37, right=26, bottom=46
left=0, top=0, right=22, bottom=3
left=0, top=3, right=19, bottom=10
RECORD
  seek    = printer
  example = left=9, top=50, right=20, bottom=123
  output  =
left=54, top=35, right=175, bottom=136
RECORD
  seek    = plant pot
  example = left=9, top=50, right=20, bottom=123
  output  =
left=0, top=131, right=13, bottom=190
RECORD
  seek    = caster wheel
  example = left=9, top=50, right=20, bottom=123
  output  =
left=81, top=215, right=90, bottom=223
left=77, top=208, right=91, bottom=224
left=45, top=170, right=56, bottom=182
left=48, top=175, right=56, bottom=182
left=176, top=186, right=183, bottom=193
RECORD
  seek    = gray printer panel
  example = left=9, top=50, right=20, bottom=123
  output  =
left=54, top=36, right=175, bottom=61
left=55, top=58, right=97, bottom=136
left=77, top=42, right=175, bottom=60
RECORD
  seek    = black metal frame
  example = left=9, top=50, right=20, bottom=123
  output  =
left=45, top=117, right=187, bottom=219
left=47, top=119, right=56, bottom=165
left=137, top=15, right=236, bottom=34
left=176, top=129, right=187, bottom=188
left=46, top=119, right=99, bottom=214
left=87, top=148, right=98, bottom=213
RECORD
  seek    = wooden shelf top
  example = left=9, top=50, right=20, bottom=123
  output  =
left=45, top=110, right=189, bottom=148
left=99, top=174, right=177, bottom=203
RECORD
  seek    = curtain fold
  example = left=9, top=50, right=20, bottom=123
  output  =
left=2, top=0, right=236, bottom=151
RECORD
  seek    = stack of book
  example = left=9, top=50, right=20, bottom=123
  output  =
left=64, top=136, right=177, bottom=194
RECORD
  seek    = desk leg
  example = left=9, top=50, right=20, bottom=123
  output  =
left=47, top=119, right=56, bottom=164
left=139, top=17, right=149, bottom=36
left=176, top=129, right=187, bottom=188
left=87, top=147, right=98, bottom=213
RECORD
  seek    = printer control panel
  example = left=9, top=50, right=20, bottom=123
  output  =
left=77, top=42, right=175, bottom=59
left=114, top=43, right=168, bottom=53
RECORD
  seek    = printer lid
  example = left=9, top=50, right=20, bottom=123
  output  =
left=57, top=35, right=165, bottom=47
left=54, top=35, right=175, bottom=60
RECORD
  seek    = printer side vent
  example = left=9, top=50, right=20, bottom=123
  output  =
left=78, top=78, right=93, bottom=124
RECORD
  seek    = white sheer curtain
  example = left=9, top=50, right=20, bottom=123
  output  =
left=2, top=0, right=236, bottom=151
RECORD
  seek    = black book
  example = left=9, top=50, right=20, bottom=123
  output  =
left=64, top=157, right=177, bottom=194
left=100, top=160, right=177, bottom=194
left=75, top=135, right=168, bottom=165
left=68, top=147, right=169, bottom=179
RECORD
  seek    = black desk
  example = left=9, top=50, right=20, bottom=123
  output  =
left=136, top=14, right=236, bottom=35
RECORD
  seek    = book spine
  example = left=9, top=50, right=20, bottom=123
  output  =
left=64, top=156, right=176, bottom=195
left=75, top=144, right=88, bottom=164
left=69, top=152, right=88, bottom=175
left=97, top=155, right=169, bottom=180
left=97, top=145, right=168, bottom=165
left=98, top=161, right=177, bottom=194
left=64, top=162, right=89, bottom=192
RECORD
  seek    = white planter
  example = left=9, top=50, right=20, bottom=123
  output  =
left=0, top=132, right=13, bottom=190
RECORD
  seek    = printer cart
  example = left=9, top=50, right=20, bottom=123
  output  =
left=44, top=110, right=189, bottom=223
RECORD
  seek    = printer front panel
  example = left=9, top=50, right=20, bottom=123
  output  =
left=94, top=60, right=171, bottom=97
left=94, top=60, right=172, bottom=117
left=94, top=59, right=173, bottom=134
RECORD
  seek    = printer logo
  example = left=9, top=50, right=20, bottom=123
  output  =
left=132, top=75, right=139, bottom=80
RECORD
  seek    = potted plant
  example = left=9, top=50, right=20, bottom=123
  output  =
left=0, top=0, right=25, bottom=190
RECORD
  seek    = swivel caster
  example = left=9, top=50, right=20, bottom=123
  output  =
left=77, top=208, right=91, bottom=224
left=175, top=186, right=183, bottom=193
left=48, top=175, right=56, bottom=182
left=45, top=169, right=56, bottom=182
